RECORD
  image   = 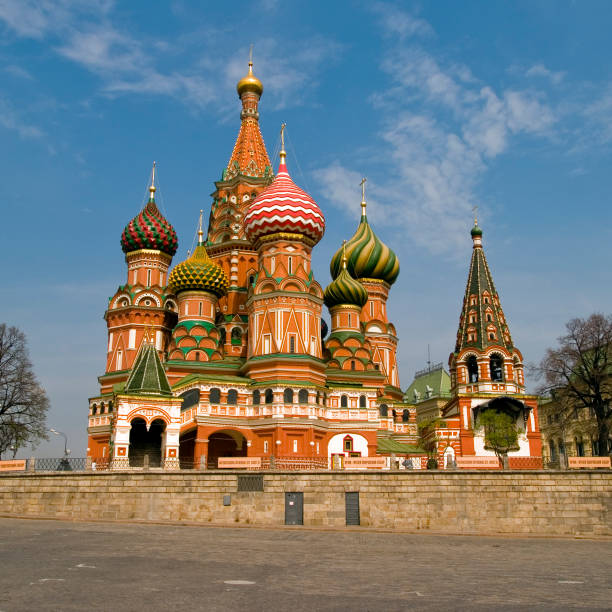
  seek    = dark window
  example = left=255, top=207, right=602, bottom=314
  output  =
left=467, top=355, right=479, bottom=382
left=91, top=404, right=97, bottom=415
left=284, top=388, right=294, bottom=403
left=402, top=409, right=410, bottom=423
left=195, top=351, right=200, bottom=361
left=380, top=404, right=388, bottom=417
left=252, top=390, right=260, bottom=405
left=218, top=327, right=226, bottom=345
left=350, top=360, right=355, bottom=370
left=549, top=440, right=556, bottom=461
left=209, top=388, right=221, bottom=404
left=490, top=354, right=504, bottom=382
left=180, top=388, right=200, bottom=411
left=359, top=394, right=366, bottom=408
left=108, top=401, right=113, bottom=413
left=265, top=388, right=273, bottom=404
left=231, top=327, right=242, bottom=345
left=227, top=389, right=238, bottom=405
left=341, top=395, right=348, bottom=408
left=289, top=336, right=296, bottom=353
left=344, top=436, right=353, bottom=451
left=298, top=389, right=309, bottom=404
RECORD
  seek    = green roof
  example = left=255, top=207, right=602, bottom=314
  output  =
left=404, top=365, right=451, bottom=403
left=124, top=342, right=172, bottom=396
left=377, top=438, right=425, bottom=453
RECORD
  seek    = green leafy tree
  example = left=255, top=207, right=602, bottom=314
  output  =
left=533, top=314, right=612, bottom=457
left=0, top=324, right=49, bottom=458
left=476, top=410, right=519, bottom=467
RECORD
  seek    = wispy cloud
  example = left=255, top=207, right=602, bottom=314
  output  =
left=317, top=6, right=557, bottom=256
left=0, top=98, right=43, bottom=139
left=525, top=63, right=565, bottom=85
left=4, top=64, right=34, bottom=80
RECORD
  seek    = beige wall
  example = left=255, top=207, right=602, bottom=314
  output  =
left=0, top=471, right=610, bottom=537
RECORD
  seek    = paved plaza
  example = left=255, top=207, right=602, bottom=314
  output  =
left=0, top=518, right=610, bottom=611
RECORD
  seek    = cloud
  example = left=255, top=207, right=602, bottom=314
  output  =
left=317, top=5, right=557, bottom=257
left=525, top=63, right=565, bottom=85
left=4, top=64, right=34, bottom=79
left=0, top=98, right=43, bottom=139
left=370, top=2, right=433, bottom=39
left=583, top=85, right=612, bottom=143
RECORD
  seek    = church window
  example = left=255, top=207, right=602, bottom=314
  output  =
left=467, top=355, right=479, bottom=382
left=108, top=333, right=114, bottom=352
left=253, top=390, right=260, bottom=405
left=263, top=334, right=271, bottom=354
left=402, top=409, right=410, bottom=423
left=350, top=360, right=355, bottom=370
left=298, top=389, right=309, bottom=404
left=263, top=440, right=268, bottom=453
left=108, top=401, right=113, bottom=413
left=144, top=299, right=152, bottom=307
left=486, top=313, right=492, bottom=322
left=289, top=335, right=296, bottom=353
left=284, top=388, right=294, bottom=403
left=490, top=354, right=504, bottom=381
left=293, top=439, right=298, bottom=453
left=489, top=332, right=496, bottom=340
left=147, top=269, right=151, bottom=287
left=116, top=350, right=123, bottom=370
left=265, top=388, right=274, bottom=404
left=270, top=257, right=275, bottom=274
left=359, top=394, right=366, bottom=408
left=198, top=302, right=203, bottom=316
left=288, top=256, right=293, bottom=275
left=248, top=275, right=255, bottom=286
left=483, top=296, right=490, bottom=304
left=370, top=302, right=374, bottom=317
left=343, top=436, right=353, bottom=452
left=469, top=313, right=477, bottom=324
left=469, top=295, right=477, bottom=306
left=227, top=389, right=238, bottom=405
left=231, top=327, right=242, bottom=345
left=128, top=329, right=136, bottom=349
left=209, top=388, right=221, bottom=404
left=195, top=351, right=200, bottom=361
left=341, top=395, right=348, bottom=408
left=348, top=313, right=352, bottom=327
left=379, top=404, right=388, bottom=417
left=91, top=404, right=97, bottom=415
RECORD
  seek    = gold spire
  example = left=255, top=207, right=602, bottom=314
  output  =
left=360, top=177, right=367, bottom=217
left=341, top=239, right=347, bottom=269
left=280, top=123, right=287, bottom=165
left=198, top=209, right=204, bottom=244
left=472, top=205, right=478, bottom=226
left=149, top=161, right=156, bottom=200
left=237, top=46, right=263, bottom=97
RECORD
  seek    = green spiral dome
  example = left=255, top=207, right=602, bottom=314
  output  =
left=330, top=214, right=399, bottom=285
left=324, top=264, right=368, bottom=309
left=168, top=242, right=229, bottom=298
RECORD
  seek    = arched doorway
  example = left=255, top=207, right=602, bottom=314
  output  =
left=208, top=430, right=247, bottom=468
left=129, top=418, right=165, bottom=467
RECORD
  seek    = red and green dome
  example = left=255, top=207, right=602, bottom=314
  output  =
left=121, top=200, right=178, bottom=256
left=168, top=242, right=228, bottom=298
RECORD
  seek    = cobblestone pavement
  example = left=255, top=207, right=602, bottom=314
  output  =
left=0, top=518, right=610, bottom=611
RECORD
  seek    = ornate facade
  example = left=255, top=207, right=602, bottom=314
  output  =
left=87, top=60, right=542, bottom=470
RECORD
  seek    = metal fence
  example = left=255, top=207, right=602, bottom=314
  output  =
left=31, top=457, right=88, bottom=472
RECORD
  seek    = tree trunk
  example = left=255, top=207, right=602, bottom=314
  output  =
left=597, top=421, right=610, bottom=457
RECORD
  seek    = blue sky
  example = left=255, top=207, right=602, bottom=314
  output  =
left=1, top=1, right=611, bottom=456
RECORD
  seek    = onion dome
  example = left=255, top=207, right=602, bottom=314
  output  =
left=471, top=222, right=483, bottom=238
left=121, top=164, right=178, bottom=256
left=329, top=184, right=399, bottom=284
left=324, top=246, right=368, bottom=308
left=243, top=125, right=325, bottom=244
left=168, top=215, right=228, bottom=298
left=237, top=56, right=263, bottom=98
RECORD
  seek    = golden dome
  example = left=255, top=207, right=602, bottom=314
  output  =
left=237, top=60, right=263, bottom=97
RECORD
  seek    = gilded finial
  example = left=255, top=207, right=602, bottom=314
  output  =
left=198, top=209, right=204, bottom=244
left=341, top=239, right=347, bottom=269
left=237, top=45, right=263, bottom=97
left=360, top=177, right=367, bottom=217
left=149, top=161, right=156, bottom=200
left=472, top=205, right=478, bottom=226
left=280, top=123, right=287, bottom=165
left=249, top=44, right=253, bottom=70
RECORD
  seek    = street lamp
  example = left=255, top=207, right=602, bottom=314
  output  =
left=50, top=428, right=71, bottom=471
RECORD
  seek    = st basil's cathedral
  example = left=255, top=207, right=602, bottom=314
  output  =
left=87, top=60, right=543, bottom=470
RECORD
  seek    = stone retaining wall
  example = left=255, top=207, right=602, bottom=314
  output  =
left=0, top=471, right=610, bottom=536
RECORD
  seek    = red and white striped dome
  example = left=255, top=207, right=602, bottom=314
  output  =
left=244, top=157, right=325, bottom=244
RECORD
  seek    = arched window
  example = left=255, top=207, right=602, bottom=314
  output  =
left=359, top=394, right=366, bottom=408
left=316, top=391, right=321, bottom=404
left=402, top=409, right=410, bottom=423
left=298, top=389, right=309, bottom=404
left=209, top=388, right=221, bottom=404
left=343, top=436, right=353, bottom=452
left=549, top=440, right=557, bottom=461
left=350, top=360, right=355, bottom=370
left=231, top=327, right=242, bottom=345
left=467, top=355, right=479, bottom=383
left=108, top=401, right=113, bottom=413
left=194, top=351, right=200, bottom=361
left=227, top=389, right=238, bottom=405
left=283, top=388, right=294, bottom=404
left=265, top=388, right=273, bottom=404
left=380, top=404, right=388, bottom=417
left=252, top=390, right=260, bottom=405
left=91, top=404, right=97, bottom=415
left=490, top=354, right=504, bottom=382
left=341, top=394, right=348, bottom=408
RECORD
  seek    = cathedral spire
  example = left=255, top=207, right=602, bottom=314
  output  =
left=225, top=50, right=271, bottom=180
left=454, top=221, right=513, bottom=354
left=149, top=161, right=156, bottom=202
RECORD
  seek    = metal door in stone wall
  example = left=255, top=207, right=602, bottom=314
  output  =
left=345, top=491, right=360, bottom=525
left=285, top=492, right=303, bottom=525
